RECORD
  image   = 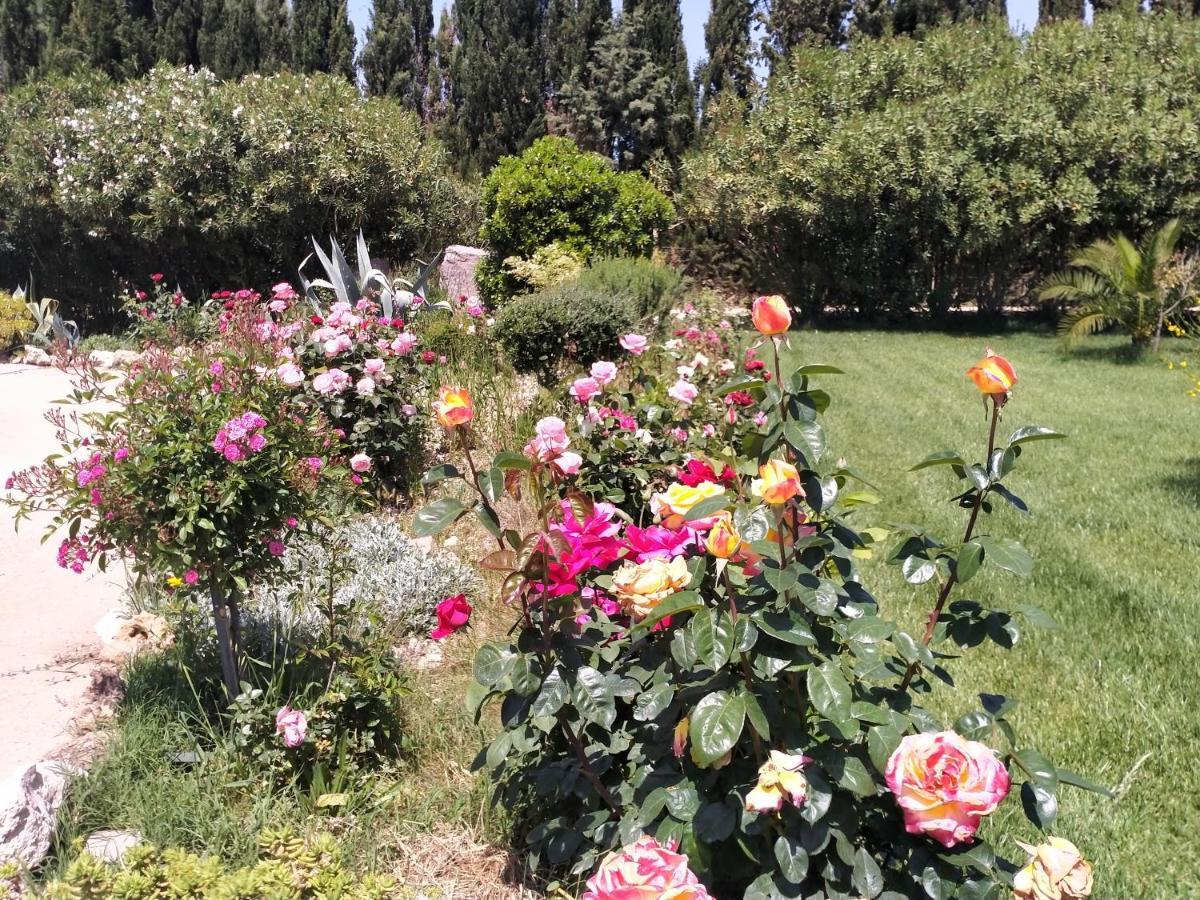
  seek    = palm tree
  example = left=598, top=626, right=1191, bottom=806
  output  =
left=1039, top=218, right=1188, bottom=351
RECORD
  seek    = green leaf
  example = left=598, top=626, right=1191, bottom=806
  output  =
left=911, top=450, right=965, bottom=471
left=683, top=493, right=730, bottom=522
left=845, top=617, right=895, bottom=644
left=978, top=536, right=1034, bottom=577
left=867, top=724, right=902, bottom=773
left=421, top=463, right=461, bottom=485
left=694, top=802, right=736, bottom=842
left=691, top=607, right=735, bottom=671
left=473, top=644, right=512, bottom=687
left=575, top=666, right=616, bottom=730
left=834, top=756, right=876, bottom=797
left=632, top=591, right=703, bottom=636
left=477, top=467, right=504, bottom=503
left=1056, top=767, right=1114, bottom=798
left=1008, top=425, right=1066, bottom=447
left=852, top=847, right=884, bottom=898
left=689, top=691, right=746, bottom=766
left=785, top=420, right=826, bottom=463
left=795, top=363, right=845, bottom=376
left=1021, top=780, right=1058, bottom=829
left=798, top=579, right=838, bottom=616
left=493, top=451, right=532, bottom=470
left=474, top=502, right=502, bottom=538
left=531, top=668, right=568, bottom=717
left=509, top=654, right=541, bottom=697
left=902, top=555, right=937, bottom=585
left=755, top=610, right=816, bottom=646
left=774, top=834, right=809, bottom=885
left=807, top=661, right=851, bottom=721
left=1015, top=748, right=1059, bottom=791
left=955, top=539, right=984, bottom=583
left=411, top=498, right=469, bottom=537
left=633, top=682, right=674, bottom=722
left=742, top=688, right=771, bottom=741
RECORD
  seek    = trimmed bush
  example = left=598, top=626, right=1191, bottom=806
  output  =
left=0, top=67, right=474, bottom=327
left=678, top=15, right=1200, bottom=320
left=476, top=136, right=674, bottom=305
left=577, top=256, right=684, bottom=320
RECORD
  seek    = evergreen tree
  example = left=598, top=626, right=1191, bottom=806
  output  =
left=764, top=0, right=854, bottom=58
left=258, top=0, right=293, bottom=71
left=61, top=0, right=138, bottom=77
left=361, top=0, right=434, bottom=113
left=216, top=0, right=262, bottom=79
left=698, top=0, right=753, bottom=119
left=197, top=0, right=225, bottom=71
left=294, top=0, right=355, bottom=78
left=449, top=0, right=545, bottom=174
left=622, top=0, right=694, bottom=158
left=848, top=0, right=892, bottom=39
left=0, top=0, right=40, bottom=87
left=426, top=7, right=455, bottom=128
left=156, top=0, right=202, bottom=66
left=326, top=0, right=356, bottom=80
left=544, top=0, right=611, bottom=98
left=36, top=0, right=74, bottom=73
left=1038, top=0, right=1083, bottom=20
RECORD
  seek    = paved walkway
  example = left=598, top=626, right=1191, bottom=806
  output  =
left=0, top=364, right=123, bottom=783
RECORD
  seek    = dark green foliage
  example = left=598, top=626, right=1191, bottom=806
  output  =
left=293, top=0, right=356, bottom=79
left=1038, top=0, right=1083, bottom=21
left=699, top=0, right=754, bottom=118
left=425, top=8, right=454, bottom=127
left=0, top=0, right=40, bottom=88
left=576, top=255, right=683, bottom=319
left=679, top=17, right=1200, bottom=321
left=622, top=0, right=694, bottom=159
left=763, top=0, right=854, bottom=57
left=544, top=0, right=612, bottom=100
left=59, top=0, right=152, bottom=78
left=257, top=0, right=292, bottom=72
left=207, top=0, right=262, bottom=79
left=155, top=0, right=202, bottom=67
left=493, top=281, right=637, bottom=379
left=474, top=136, right=674, bottom=304
left=361, top=0, right=434, bottom=115
left=196, top=0, right=224, bottom=70
left=447, top=0, right=545, bottom=174
left=326, top=0, right=357, bottom=80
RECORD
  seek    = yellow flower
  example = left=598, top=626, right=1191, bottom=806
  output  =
left=751, top=459, right=804, bottom=505
left=1013, top=837, right=1094, bottom=900
left=650, top=481, right=726, bottom=518
left=611, top=557, right=691, bottom=619
left=705, top=513, right=742, bottom=559
left=744, top=750, right=808, bottom=814
left=166, top=576, right=183, bottom=588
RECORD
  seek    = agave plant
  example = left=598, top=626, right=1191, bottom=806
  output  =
left=20, top=286, right=80, bottom=350
left=1039, top=218, right=1191, bottom=351
left=298, top=231, right=448, bottom=321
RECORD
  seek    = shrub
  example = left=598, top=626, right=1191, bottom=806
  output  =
left=76, top=333, right=138, bottom=354
left=0, top=67, right=473, bottom=327
left=679, top=15, right=1200, bottom=321
left=475, top=136, right=674, bottom=305
left=493, top=282, right=637, bottom=381
left=577, top=256, right=684, bottom=320
left=0, top=291, right=33, bottom=348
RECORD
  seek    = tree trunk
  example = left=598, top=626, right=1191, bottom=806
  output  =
left=209, top=581, right=242, bottom=700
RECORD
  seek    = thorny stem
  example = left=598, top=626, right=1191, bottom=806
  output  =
left=456, top=425, right=504, bottom=550
left=723, top=565, right=765, bottom=766
left=560, top=713, right=621, bottom=813
left=898, top=397, right=1003, bottom=692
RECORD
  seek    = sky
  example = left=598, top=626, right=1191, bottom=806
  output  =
left=346, top=0, right=1042, bottom=66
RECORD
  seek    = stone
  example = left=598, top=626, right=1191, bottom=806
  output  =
left=394, top=637, right=445, bottom=672
left=83, top=828, right=141, bottom=862
left=87, top=350, right=115, bottom=368
left=19, top=346, right=50, bottom=366
left=0, top=763, right=66, bottom=868
left=438, top=245, right=487, bottom=302
left=99, top=612, right=174, bottom=664
left=110, top=350, right=143, bottom=367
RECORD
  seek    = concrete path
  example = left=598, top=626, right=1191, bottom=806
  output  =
left=0, top=364, right=123, bottom=783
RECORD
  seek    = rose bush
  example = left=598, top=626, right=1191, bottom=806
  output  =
left=413, top=296, right=1109, bottom=896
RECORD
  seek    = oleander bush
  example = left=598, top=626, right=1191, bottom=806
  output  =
left=679, top=14, right=1200, bottom=321
left=476, top=136, right=674, bottom=306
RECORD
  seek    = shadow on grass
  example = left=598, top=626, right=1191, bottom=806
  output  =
left=1161, top=456, right=1200, bottom=506
left=1058, top=341, right=1155, bottom=366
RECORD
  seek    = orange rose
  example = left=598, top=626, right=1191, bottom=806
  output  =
left=433, top=386, right=473, bottom=428
left=751, top=459, right=804, bottom=505
left=966, top=350, right=1016, bottom=396
left=751, top=294, right=792, bottom=336
left=705, top=513, right=742, bottom=559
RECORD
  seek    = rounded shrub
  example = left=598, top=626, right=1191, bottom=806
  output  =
left=577, top=256, right=684, bottom=320
left=476, top=136, right=674, bottom=305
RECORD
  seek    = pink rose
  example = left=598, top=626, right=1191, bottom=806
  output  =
left=306, top=456, right=324, bottom=471
left=619, top=333, right=649, bottom=355
left=885, top=731, right=1010, bottom=848
left=552, top=450, right=582, bottom=476
left=312, top=369, right=351, bottom=395
left=364, top=357, right=385, bottom=375
left=275, top=706, right=307, bottom=748
left=390, top=333, right=418, bottom=355
left=113, top=447, right=130, bottom=463
left=223, top=443, right=244, bottom=462
left=268, top=298, right=288, bottom=313
left=570, top=376, right=601, bottom=404
left=524, top=416, right=570, bottom=459
left=350, top=452, right=372, bottom=473
left=667, top=379, right=698, bottom=406
left=277, top=362, right=303, bottom=387
left=581, top=835, right=712, bottom=900
left=355, top=376, right=376, bottom=397
left=431, top=593, right=472, bottom=640
left=247, top=432, right=267, bottom=453
left=590, top=360, right=618, bottom=386
left=268, top=539, right=285, bottom=557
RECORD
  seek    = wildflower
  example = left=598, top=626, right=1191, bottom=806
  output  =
left=184, top=569, right=199, bottom=585
left=267, top=539, right=285, bottom=557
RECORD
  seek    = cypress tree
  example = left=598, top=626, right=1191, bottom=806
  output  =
left=0, top=0, right=40, bottom=87
left=258, top=0, right=293, bottom=72
left=294, top=0, right=355, bottom=78
left=426, top=7, right=455, bottom=128
left=197, top=0, right=225, bottom=72
left=1038, top=0, right=1083, bottom=20
left=699, top=0, right=753, bottom=119
left=361, top=0, right=434, bottom=113
left=60, top=0, right=133, bottom=77
left=450, top=0, right=545, bottom=174
left=622, top=0, right=694, bottom=158
left=36, top=0, right=74, bottom=73
left=848, top=0, right=892, bottom=39
left=326, top=0, right=356, bottom=80
left=544, top=0, right=611, bottom=99
left=216, top=0, right=262, bottom=79
left=155, top=0, right=202, bottom=66
left=764, top=0, right=854, bottom=58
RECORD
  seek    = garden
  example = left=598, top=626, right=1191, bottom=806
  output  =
left=1, top=8, right=1199, bottom=900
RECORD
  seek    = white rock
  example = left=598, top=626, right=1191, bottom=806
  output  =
left=439, top=245, right=488, bottom=303
left=83, top=828, right=141, bottom=862
left=0, top=763, right=67, bottom=868
left=19, top=346, right=50, bottom=366
left=87, top=350, right=116, bottom=369
left=110, top=350, right=143, bottom=367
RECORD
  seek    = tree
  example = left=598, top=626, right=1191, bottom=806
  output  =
left=326, top=0, right=356, bottom=80
left=197, top=0, right=225, bottom=71
left=622, top=0, right=694, bottom=158
left=1038, top=0, right=1083, bottom=22
left=155, top=0, right=202, bottom=66
left=544, top=0, right=612, bottom=100
left=699, top=0, right=753, bottom=118
left=1040, top=219, right=1188, bottom=350
left=426, top=7, right=455, bottom=128
left=258, top=0, right=293, bottom=72
left=214, top=0, right=262, bottom=78
left=0, top=0, right=40, bottom=87
left=294, top=0, right=355, bottom=78
left=361, top=0, right=434, bottom=114
left=449, top=0, right=546, bottom=174
left=60, top=0, right=143, bottom=77
left=849, top=0, right=893, bottom=39
left=763, top=0, right=854, bottom=59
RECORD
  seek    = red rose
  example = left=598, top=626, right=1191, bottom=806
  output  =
left=431, top=594, right=472, bottom=640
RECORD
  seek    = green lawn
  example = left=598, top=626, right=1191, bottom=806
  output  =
left=783, top=330, right=1199, bottom=898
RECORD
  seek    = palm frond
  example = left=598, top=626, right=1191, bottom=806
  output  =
left=1058, top=309, right=1117, bottom=348
left=1038, top=269, right=1115, bottom=305
left=1069, top=240, right=1134, bottom=293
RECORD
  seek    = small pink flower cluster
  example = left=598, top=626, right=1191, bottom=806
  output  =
left=523, top=417, right=582, bottom=476
left=75, top=452, right=107, bottom=487
left=212, top=411, right=268, bottom=462
left=56, top=534, right=94, bottom=574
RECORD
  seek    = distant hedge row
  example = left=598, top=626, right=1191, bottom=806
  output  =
left=0, top=67, right=474, bottom=325
left=677, top=14, right=1200, bottom=320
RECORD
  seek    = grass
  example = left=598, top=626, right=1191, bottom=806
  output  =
left=780, top=329, right=1200, bottom=898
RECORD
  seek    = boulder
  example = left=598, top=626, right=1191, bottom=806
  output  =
left=19, top=346, right=50, bottom=366
left=439, top=245, right=487, bottom=302
left=99, top=612, right=174, bottom=664
left=87, top=350, right=116, bottom=369
left=0, top=763, right=66, bottom=868
left=83, top=829, right=141, bottom=863
left=110, top=350, right=143, bottom=367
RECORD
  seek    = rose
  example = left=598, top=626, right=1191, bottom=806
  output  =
left=570, top=377, right=601, bottom=403
left=745, top=750, right=808, bottom=813
left=751, top=294, right=791, bottom=335
left=967, top=349, right=1017, bottom=395
left=434, top=386, right=474, bottom=428
left=667, top=379, right=699, bottom=405
left=431, top=593, right=472, bottom=639
left=705, top=513, right=742, bottom=559
left=611, top=556, right=690, bottom=618
left=391, top=333, right=418, bottom=355
left=312, top=369, right=351, bottom=395
left=581, top=835, right=712, bottom=900
left=355, top=376, right=376, bottom=397
left=349, top=452, right=372, bottom=473
left=885, top=731, right=1011, bottom=848
left=1013, top=837, right=1094, bottom=900
left=275, top=706, right=307, bottom=748
left=619, top=333, right=649, bottom=355
left=751, top=459, right=804, bottom=505
left=650, top=481, right=726, bottom=529
left=590, top=360, right=618, bottom=386
left=364, top=357, right=385, bottom=375
left=276, top=362, right=303, bottom=387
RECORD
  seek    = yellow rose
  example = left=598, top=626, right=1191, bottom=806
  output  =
left=611, top=556, right=691, bottom=619
left=650, top=481, right=726, bottom=520
left=744, top=750, right=808, bottom=814
left=1013, top=837, right=1094, bottom=900
left=705, top=513, right=742, bottom=559
left=751, top=459, right=804, bottom=505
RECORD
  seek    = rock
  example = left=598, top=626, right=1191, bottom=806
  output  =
left=439, top=245, right=487, bottom=303
left=98, top=612, right=174, bottom=664
left=83, top=829, right=141, bottom=863
left=394, top=637, right=445, bottom=672
left=19, top=346, right=50, bottom=366
left=110, top=350, right=142, bottom=367
left=87, top=350, right=116, bottom=369
left=0, top=763, right=66, bottom=868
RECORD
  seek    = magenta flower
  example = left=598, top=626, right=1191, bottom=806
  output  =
left=349, top=452, right=372, bottom=473
left=267, top=539, right=285, bottom=557
left=113, top=447, right=130, bottom=463
left=184, top=569, right=200, bottom=585
left=570, top=377, right=601, bottom=404
left=431, top=594, right=472, bottom=640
